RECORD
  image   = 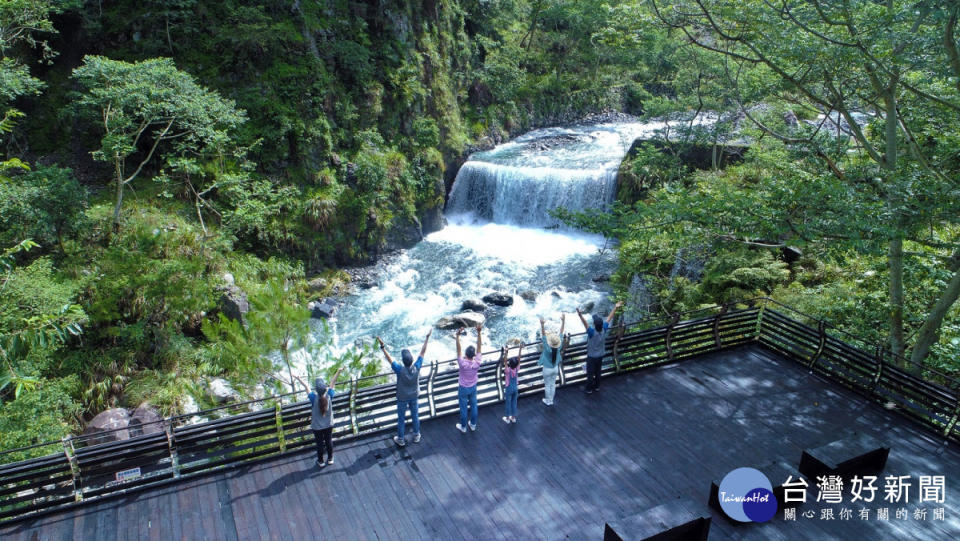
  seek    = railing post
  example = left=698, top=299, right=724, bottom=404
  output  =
left=870, top=345, right=884, bottom=395
left=558, top=333, right=570, bottom=386
left=713, top=305, right=728, bottom=350
left=349, top=374, right=359, bottom=436
left=61, top=436, right=82, bottom=503
left=808, top=320, right=826, bottom=369
left=274, top=401, right=286, bottom=454
left=755, top=300, right=766, bottom=342
left=165, top=420, right=181, bottom=479
left=427, top=359, right=438, bottom=417
left=612, top=325, right=625, bottom=373
left=944, top=390, right=960, bottom=439
left=495, top=349, right=505, bottom=401
left=665, top=313, right=680, bottom=362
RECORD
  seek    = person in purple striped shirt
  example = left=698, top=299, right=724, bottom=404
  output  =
left=454, top=324, right=483, bottom=433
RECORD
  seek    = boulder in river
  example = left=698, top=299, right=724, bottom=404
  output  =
left=435, top=312, right=486, bottom=330
left=482, top=292, right=513, bottom=307
left=519, top=290, right=537, bottom=302
left=309, top=299, right=338, bottom=319
left=461, top=299, right=487, bottom=312
left=207, top=378, right=240, bottom=404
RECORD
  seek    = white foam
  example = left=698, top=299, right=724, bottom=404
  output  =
left=426, top=219, right=604, bottom=266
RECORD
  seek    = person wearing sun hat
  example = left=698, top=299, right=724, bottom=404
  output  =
left=537, top=313, right=565, bottom=406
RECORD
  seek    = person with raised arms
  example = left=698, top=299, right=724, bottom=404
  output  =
left=308, top=366, right=344, bottom=468
left=377, top=330, right=432, bottom=447
left=577, top=301, right=623, bottom=394
left=538, top=313, right=565, bottom=406
left=454, top=324, right=483, bottom=433
left=501, top=344, right=522, bottom=423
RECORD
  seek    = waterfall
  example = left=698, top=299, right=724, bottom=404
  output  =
left=445, top=162, right=617, bottom=228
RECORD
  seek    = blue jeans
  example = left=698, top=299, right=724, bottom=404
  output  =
left=505, top=385, right=518, bottom=417
left=396, top=398, right=420, bottom=439
left=458, top=385, right=478, bottom=427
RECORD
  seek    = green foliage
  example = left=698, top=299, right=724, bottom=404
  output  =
left=0, top=375, right=81, bottom=458
left=0, top=165, right=87, bottom=250
left=72, top=55, right=247, bottom=231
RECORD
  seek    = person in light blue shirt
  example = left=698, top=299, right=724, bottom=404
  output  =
left=537, top=313, right=565, bottom=406
left=308, top=366, right=343, bottom=468
left=377, top=330, right=432, bottom=447
left=577, top=301, right=622, bottom=394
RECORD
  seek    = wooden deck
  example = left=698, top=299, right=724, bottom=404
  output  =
left=4, top=345, right=960, bottom=540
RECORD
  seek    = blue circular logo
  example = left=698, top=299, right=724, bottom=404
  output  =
left=718, top=467, right=778, bottom=523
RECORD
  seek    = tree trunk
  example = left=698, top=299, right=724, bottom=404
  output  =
left=908, top=258, right=960, bottom=367
left=112, top=155, right=124, bottom=235
left=888, top=236, right=906, bottom=362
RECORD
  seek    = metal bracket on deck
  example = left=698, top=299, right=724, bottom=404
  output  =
left=943, top=390, right=960, bottom=439
left=558, top=334, right=570, bottom=386
left=665, top=313, right=680, bottom=362
left=612, top=325, right=625, bottom=373
left=808, top=320, right=826, bottom=369
left=165, top=421, right=181, bottom=479
left=274, top=401, right=286, bottom=454
left=713, top=305, right=728, bottom=349
left=870, top=346, right=884, bottom=395
left=349, top=374, right=359, bottom=436
left=427, top=359, right=438, bottom=417
left=62, top=436, right=82, bottom=502
left=496, top=348, right=506, bottom=401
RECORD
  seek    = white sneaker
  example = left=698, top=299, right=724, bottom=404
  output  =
left=393, top=436, right=406, bottom=447
left=511, top=417, right=517, bottom=423
left=541, top=398, right=550, bottom=406
left=468, top=422, right=477, bottom=432
left=502, top=416, right=511, bottom=424
left=456, top=423, right=467, bottom=433
left=412, top=433, right=422, bottom=443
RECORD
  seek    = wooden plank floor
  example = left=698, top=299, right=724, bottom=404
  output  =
left=5, top=345, right=960, bottom=540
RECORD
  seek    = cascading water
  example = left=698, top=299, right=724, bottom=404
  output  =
left=310, top=120, right=703, bottom=367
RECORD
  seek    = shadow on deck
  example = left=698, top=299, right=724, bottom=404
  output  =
left=3, top=345, right=960, bottom=540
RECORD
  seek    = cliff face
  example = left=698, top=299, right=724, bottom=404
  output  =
left=23, top=1, right=634, bottom=266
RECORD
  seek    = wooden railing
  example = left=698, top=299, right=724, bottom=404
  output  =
left=1, top=300, right=957, bottom=525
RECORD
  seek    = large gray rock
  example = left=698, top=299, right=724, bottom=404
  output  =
left=482, top=292, right=514, bottom=307
left=128, top=404, right=164, bottom=437
left=383, top=215, right=424, bottom=252
left=309, top=299, right=338, bottom=319
left=519, top=290, right=537, bottom=302
left=207, top=378, right=240, bottom=404
left=306, top=276, right=328, bottom=293
left=219, top=285, right=250, bottom=323
left=82, top=408, right=131, bottom=444
left=461, top=299, right=487, bottom=312
left=435, top=312, right=486, bottom=330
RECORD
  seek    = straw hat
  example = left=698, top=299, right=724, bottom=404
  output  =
left=546, top=332, right=561, bottom=349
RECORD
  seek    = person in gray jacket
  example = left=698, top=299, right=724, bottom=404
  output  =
left=309, top=366, right=344, bottom=468
left=378, top=330, right=432, bottom=447
left=577, top=301, right=622, bottom=394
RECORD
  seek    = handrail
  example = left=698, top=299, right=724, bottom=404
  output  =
left=1, top=298, right=957, bottom=525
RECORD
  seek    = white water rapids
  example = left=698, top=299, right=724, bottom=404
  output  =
left=304, top=119, right=707, bottom=368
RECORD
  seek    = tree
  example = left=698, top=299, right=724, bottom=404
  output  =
left=72, top=56, right=246, bottom=234
left=202, top=276, right=315, bottom=395
left=646, top=0, right=960, bottom=367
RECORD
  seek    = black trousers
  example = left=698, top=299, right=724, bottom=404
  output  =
left=313, top=428, right=333, bottom=461
left=585, top=356, right=603, bottom=391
